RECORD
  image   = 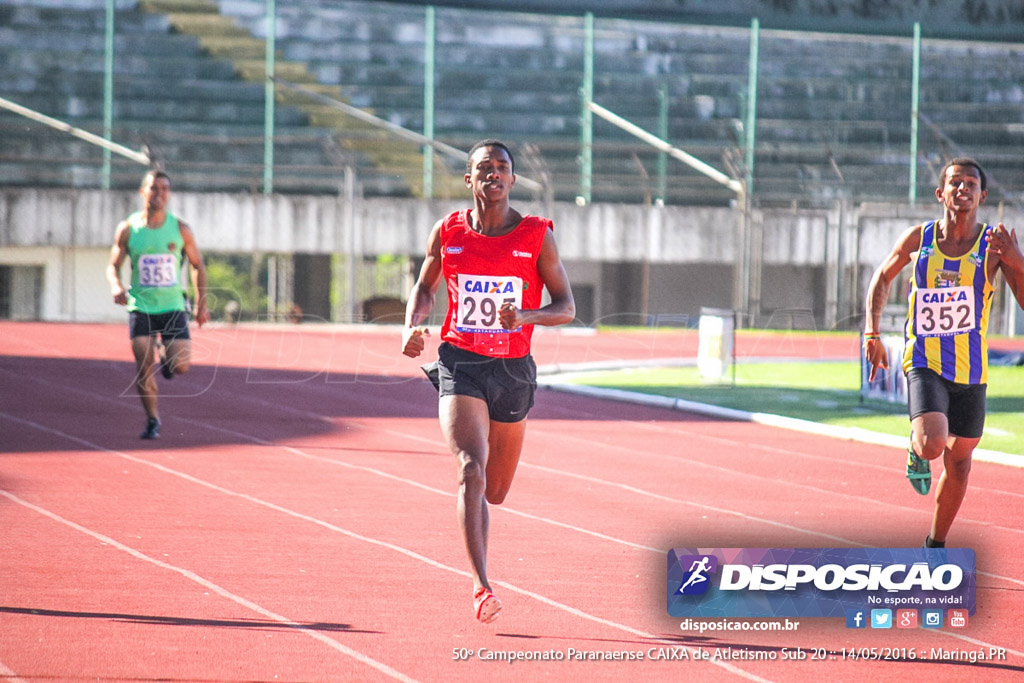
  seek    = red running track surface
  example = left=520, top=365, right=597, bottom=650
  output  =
left=1, top=322, right=1022, bottom=682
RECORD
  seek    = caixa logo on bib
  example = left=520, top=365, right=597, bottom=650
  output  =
left=667, top=548, right=976, bottom=619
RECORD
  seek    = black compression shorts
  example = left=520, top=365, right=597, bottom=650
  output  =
left=423, top=342, right=537, bottom=423
left=128, top=310, right=191, bottom=341
left=906, top=367, right=986, bottom=439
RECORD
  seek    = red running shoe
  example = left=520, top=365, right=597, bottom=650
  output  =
left=474, top=587, right=502, bottom=624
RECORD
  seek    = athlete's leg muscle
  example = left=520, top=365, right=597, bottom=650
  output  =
left=130, top=335, right=159, bottom=419
left=163, top=338, right=192, bottom=374
left=911, top=411, right=948, bottom=461
left=930, top=436, right=979, bottom=543
left=485, top=419, right=526, bottom=504
left=440, top=394, right=493, bottom=591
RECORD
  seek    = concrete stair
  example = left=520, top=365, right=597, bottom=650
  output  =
left=137, top=0, right=426, bottom=197
left=3, top=0, right=1023, bottom=205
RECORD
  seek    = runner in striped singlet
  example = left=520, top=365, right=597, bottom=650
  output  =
left=864, top=158, right=1024, bottom=548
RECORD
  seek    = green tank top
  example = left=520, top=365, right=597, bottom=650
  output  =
left=126, top=211, right=187, bottom=314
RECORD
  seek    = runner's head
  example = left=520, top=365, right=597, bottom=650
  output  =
left=465, top=140, right=516, bottom=199
left=141, top=169, right=171, bottom=188
left=936, top=157, right=987, bottom=210
left=939, top=157, right=986, bottom=192
left=140, top=169, right=171, bottom=211
left=467, top=139, right=515, bottom=176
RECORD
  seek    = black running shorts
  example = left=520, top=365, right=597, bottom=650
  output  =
left=423, top=342, right=537, bottom=423
left=906, top=367, right=986, bottom=439
left=129, top=310, right=191, bottom=341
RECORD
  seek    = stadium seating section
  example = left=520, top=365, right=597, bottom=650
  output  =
left=2, top=0, right=1022, bottom=206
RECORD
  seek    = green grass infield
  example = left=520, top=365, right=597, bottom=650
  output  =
left=559, top=362, right=1024, bottom=456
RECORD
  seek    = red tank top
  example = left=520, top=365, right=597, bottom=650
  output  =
left=439, top=209, right=550, bottom=358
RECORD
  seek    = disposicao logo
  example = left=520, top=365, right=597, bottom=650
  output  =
left=667, top=548, right=975, bottom=619
left=673, top=555, right=718, bottom=596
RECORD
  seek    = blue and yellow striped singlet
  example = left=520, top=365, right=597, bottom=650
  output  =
left=902, top=220, right=994, bottom=384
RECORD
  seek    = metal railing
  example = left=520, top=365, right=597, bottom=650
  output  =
left=2, top=0, right=1022, bottom=207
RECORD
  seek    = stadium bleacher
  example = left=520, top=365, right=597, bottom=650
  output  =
left=1, top=0, right=1022, bottom=207
left=0, top=0, right=346, bottom=192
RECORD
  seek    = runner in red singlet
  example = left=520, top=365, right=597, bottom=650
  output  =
left=401, top=140, right=575, bottom=623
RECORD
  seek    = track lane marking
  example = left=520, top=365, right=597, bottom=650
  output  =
left=5, top=366, right=1024, bottom=662
left=0, top=412, right=771, bottom=682
left=0, top=485, right=420, bottom=683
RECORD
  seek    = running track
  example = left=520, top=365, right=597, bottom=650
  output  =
left=1, top=322, right=1022, bottom=682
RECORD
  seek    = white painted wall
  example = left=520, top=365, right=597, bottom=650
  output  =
left=0, top=246, right=119, bottom=321
left=2, top=189, right=1021, bottom=328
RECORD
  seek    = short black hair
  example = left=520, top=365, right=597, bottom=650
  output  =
left=466, top=139, right=515, bottom=175
left=939, top=157, right=986, bottom=192
left=142, top=169, right=170, bottom=187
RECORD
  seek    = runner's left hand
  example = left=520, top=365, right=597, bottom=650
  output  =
left=499, top=302, right=523, bottom=330
left=987, top=223, right=1023, bottom=269
left=195, top=305, right=210, bottom=328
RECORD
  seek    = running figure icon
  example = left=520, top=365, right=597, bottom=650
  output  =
left=679, top=556, right=713, bottom=593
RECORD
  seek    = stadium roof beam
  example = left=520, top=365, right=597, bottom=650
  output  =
left=0, top=95, right=150, bottom=166
left=588, top=100, right=743, bottom=196
left=272, top=77, right=544, bottom=194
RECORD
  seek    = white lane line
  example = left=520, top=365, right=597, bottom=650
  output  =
left=232, top=373, right=1024, bottom=514
left=179, top=417, right=663, bottom=554
left=537, top=384, right=1024, bottom=498
left=331, top=409, right=1024, bottom=559
left=8, top=360, right=1021, bottom=503
left=0, top=659, right=28, bottom=683
left=540, top=380, right=1024, bottom=469
left=525, top=461, right=857, bottom=545
left=0, top=487, right=420, bottom=683
left=8, top=365, right=1020, bottom=579
left=525, top=423, right=1024, bottom=541
left=178, top=409, right=1024, bottom=592
left=0, top=412, right=770, bottom=682
left=0, top=367, right=659, bottom=555
left=107, top=413, right=1024, bottom=659
left=188, top=416, right=1024, bottom=661
left=6, top=370, right=1023, bottom=663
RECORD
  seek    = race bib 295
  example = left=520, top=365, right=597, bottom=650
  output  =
left=455, top=274, right=523, bottom=333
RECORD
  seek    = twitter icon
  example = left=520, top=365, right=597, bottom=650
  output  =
left=871, top=609, right=893, bottom=629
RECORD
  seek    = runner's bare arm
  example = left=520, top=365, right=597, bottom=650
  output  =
left=864, top=224, right=921, bottom=381
left=499, top=227, right=575, bottom=330
left=107, top=221, right=131, bottom=306
left=402, top=220, right=443, bottom=357
left=988, top=223, right=1024, bottom=309
left=180, top=222, right=209, bottom=326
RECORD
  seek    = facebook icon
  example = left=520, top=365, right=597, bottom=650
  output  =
left=846, top=609, right=867, bottom=629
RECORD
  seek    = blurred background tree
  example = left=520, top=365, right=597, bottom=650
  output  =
left=202, top=254, right=267, bottom=322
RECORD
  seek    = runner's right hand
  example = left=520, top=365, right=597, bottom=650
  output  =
left=402, top=326, right=429, bottom=358
left=865, top=338, right=888, bottom=382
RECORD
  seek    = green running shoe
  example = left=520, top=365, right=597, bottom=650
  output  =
left=906, top=443, right=931, bottom=495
